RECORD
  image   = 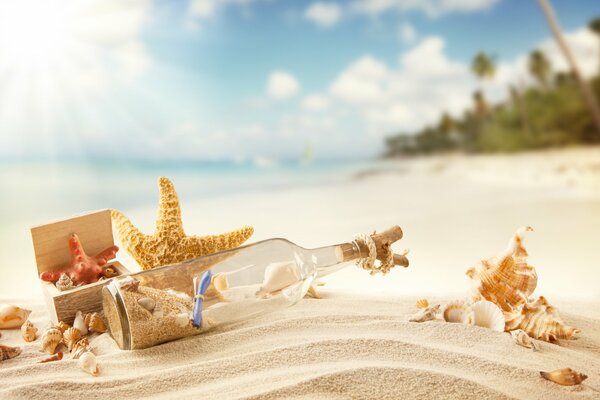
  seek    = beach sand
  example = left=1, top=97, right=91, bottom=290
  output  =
left=1, top=147, right=600, bottom=398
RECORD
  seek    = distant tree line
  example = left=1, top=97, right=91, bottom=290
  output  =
left=385, top=15, right=600, bottom=157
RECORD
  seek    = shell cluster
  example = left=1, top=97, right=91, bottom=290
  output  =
left=465, top=227, right=579, bottom=342
left=441, top=300, right=504, bottom=332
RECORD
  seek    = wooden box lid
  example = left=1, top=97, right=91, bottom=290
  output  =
left=30, top=209, right=115, bottom=275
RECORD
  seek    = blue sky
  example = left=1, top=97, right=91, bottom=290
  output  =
left=0, top=0, right=599, bottom=162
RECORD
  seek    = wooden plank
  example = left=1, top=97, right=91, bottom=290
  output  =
left=30, top=209, right=114, bottom=275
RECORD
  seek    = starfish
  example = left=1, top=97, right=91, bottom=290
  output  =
left=111, top=177, right=254, bottom=270
left=40, top=234, right=119, bottom=285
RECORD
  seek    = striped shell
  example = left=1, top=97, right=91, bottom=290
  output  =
left=21, top=320, right=38, bottom=342
left=504, top=296, right=579, bottom=342
left=63, top=327, right=82, bottom=351
left=472, top=300, right=505, bottom=332
left=41, top=327, right=63, bottom=354
left=416, top=298, right=429, bottom=309
left=466, top=227, right=537, bottom=312
left=0, top=344, right=22, bottom=361
left=442, top=301, right=474, bottom=325
left=84, top=312, right=107, bottom=333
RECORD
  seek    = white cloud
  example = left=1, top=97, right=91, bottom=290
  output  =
left=304, top=2, right=343, bottom=28
left=399, top=22, right=416, bottom=44
left=267, top=71, right=301, bottom=100
left=302, top=94, right=331, bottom=111
left=351, top=0, right=499, bottom=18
left=185, top=0, right=262, bottom=30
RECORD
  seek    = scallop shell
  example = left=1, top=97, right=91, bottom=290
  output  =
left=0, top=344, right=22, bottom=361
left=0, top=304, right=32, bottom=329
left=41, top=327, right=63, bottom=354
left=84, top=312, right=107, bottom=333
left=57, top=321, right=70, bottom=334
left=78, top=351, right=100, bottom=376
left=63, top=327, right=82, bottom=351
left=442, top=301, right=474, bottom=325
left=466, top=226, right=537, bottom=312
left=21, top=320, right=38, bottom=342
left=256, top=262, right=300, bottom=297
left=73, top=311, right=88, bottom=335
left=138, top=297, right=156, bottom=312
left=504, top=296, right=579, bottom=342
left=416, top=298, right=429, bottom=309
left=71, top=337, right=92, bottom=359
left=55, top=273, right=74, bottom=291
left=510, top=329, right=537, bottom=351
left=409, top=304, right=440, bottom=322
left=471, top=300, right=505, bottom=332
left=540, top=368, right=587, bottom=386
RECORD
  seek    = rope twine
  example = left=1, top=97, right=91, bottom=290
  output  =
left=354, top=233, right=395, bottom=275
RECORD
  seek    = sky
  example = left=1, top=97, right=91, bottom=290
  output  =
left=0, top=0, right=599, bottom=162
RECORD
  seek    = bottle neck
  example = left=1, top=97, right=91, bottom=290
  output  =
left=312, top=241, right=368, bottom=278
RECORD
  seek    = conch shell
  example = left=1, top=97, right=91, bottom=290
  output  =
left=504, top=296, right=579, bottom=342
left=443, top=301, right=474, bottom=325
left=41, top=327, right=63, bottom=354
left=466, top=226, right=537, bottom=311
left=63, top=327, right=82, bottom=351
left=540, top=368, right=587, bottom=386
left=416, top=298, right=429, bottom=309
left=73, top=311, right=88, bottom=335
left=0, top=344, right=22, bottom=361
left=510, top=329, right=537, bottom=351
left=0, top=304, right=32, bottom=329
left=79, top=351, right=100, bottom=376
left=21, top=320, right=38, bottom=342
left=84, top=312, right=107, bottom=333
left=256, top=262, right=300, bottom=298
left=55, top=273, right=74, bottom=291
left=409, top=304, right=440, bottom=322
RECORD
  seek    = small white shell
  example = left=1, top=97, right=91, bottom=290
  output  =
left=510, top=329, right=537, bottom=351
left=443, top=301, right=474, bottom=325
left=471, top=300, right=505, bottom=332
left=175, top=313, right=190, bottom=327
left=55, top=274, right=74, bottom=291
left=409, top=304, right=440, bottom=322
left=73, top=311, right=88, bottom=335
left=78, top=351, right=100, bottom=376
left=137, top=297, right=156, bottom=312
left=256, top=262, right=300, bottom=297
left=152, top=303, right=163, bottom=319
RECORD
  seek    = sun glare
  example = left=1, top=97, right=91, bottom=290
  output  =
left=0, top=1, right=75, bottom=69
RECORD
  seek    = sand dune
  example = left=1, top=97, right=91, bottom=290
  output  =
left=1, top=292, right=598, bottom=399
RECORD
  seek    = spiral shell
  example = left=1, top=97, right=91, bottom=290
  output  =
left=73, top=311, right=88, bottom=335
left=84, top=312, right=107, bottom=333
left=21, top=320, right=38, bottom=342
left=409, top=304, right=440, bottom=322
left=41, top=327, right=63, bottom=354
left=442, top=301, right=474, bottom=325
left=0, top=304, right=31, bottom=329
left=466, top=227, right=537, bottom=312
left=510, top=329, right=537, bottom=351
left=55, top=274, right=74, bottom=291
left=256, top=262, right=300, bottom=298
left=63, top=327, right=82, bottom=351
left=416, top=298, right=429, bottom=309
left=0, top=344, right=22, bottom=361
left=505, top=296, right=579, bottom=342
left=79, top=351, right=100, bottom=376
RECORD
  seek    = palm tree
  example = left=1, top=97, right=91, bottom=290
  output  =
left=471, top=52, right=496, bottom=116
left=537, top=0, right=600, bottom=136
left=590, top=17, right=600, bottom=75
left=528, top=50, right=552, bottom=87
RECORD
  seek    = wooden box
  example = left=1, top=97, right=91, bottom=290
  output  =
left=31, top=209, right=131, bottom=325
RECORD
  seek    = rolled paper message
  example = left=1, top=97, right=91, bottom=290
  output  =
left=192, top=270, right=213, bottom=328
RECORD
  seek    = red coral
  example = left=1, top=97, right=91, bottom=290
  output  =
left=40, top=234, right=119, bottom=286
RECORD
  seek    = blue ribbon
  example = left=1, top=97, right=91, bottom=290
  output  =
left=192, top=270, right=213, bottom=328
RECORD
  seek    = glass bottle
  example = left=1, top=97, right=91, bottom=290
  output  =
left=102, top=226, right=408, bottom=350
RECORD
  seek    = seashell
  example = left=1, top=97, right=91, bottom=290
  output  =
left=102, top=265, right=119, bottom=278
left=409, top=304, right=440, bottom=322
left=55, top=273, right=74, bottom=291
left=0, top=344, right=22, bottom=361
left=41, top=327, right=63, bottom=354
left=205, top=273, right=229, bottom=301
left=466, top=226, right=537, bottom=312
left=39, top=352, right=63, bottom=363
left=256, top=262, right=300, bottom=298
left=21, top=320, right=38, bottom=342
left=84, top=312, right=107, bottom=333
left=540, top=368, right=587, bottom=386
left=442, top=301, right=474, bottom=325
left=56, top=321, right=70, bottom=334
left=119, top=277, right=140, bottom=292
left=0, top=304, right=32, bottom=329
left=78, top=351, right=100, bottom=376
left=471, top=300, right=505, bottom=332
left=175, top=313, right=190, bottom=327
left=63, top=327, right=82, bottom=351
left=504, top=296, right=579, bottom=342
left=137, top=297, right=156, bottom=312
left=152, top=303, right=164, bottom=319
left=73, top=311, right=88, bottom=335
left=416, top=298, right=429, bottom=309
left=510, top=329, right=537, bottom=351
left=71, top=337, right=92, bottom=359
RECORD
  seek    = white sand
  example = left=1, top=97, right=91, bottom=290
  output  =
left=1, top=147, right=600, bottom=398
